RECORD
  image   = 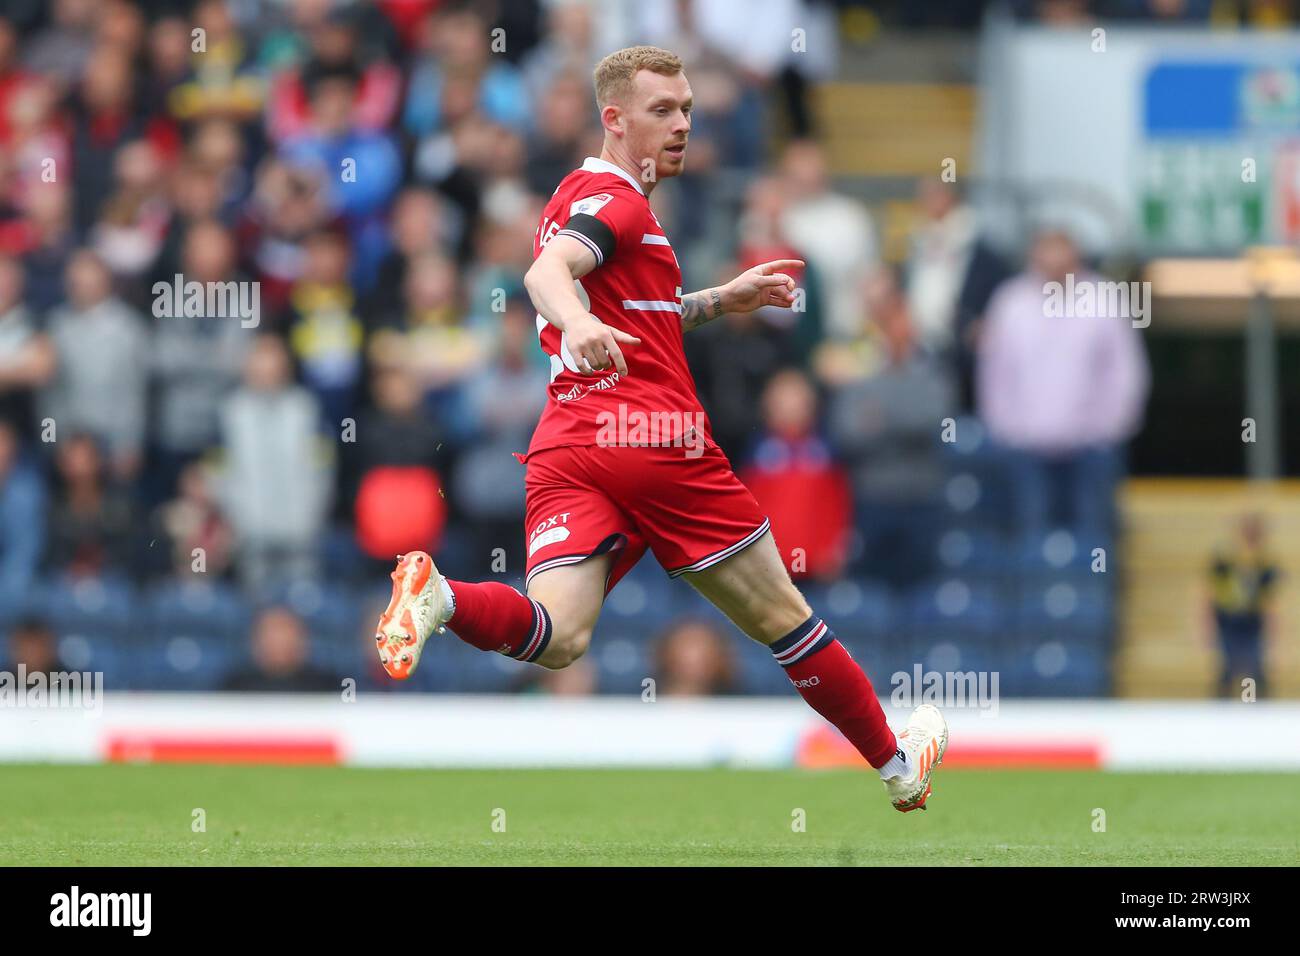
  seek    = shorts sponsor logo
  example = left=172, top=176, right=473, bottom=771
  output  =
left=529, top=512, right=573, bottom=556
left=529, top=527, right=570, bottom=556
left=792, top=676, right=821, bottom=688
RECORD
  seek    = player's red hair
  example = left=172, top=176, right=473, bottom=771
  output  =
left=593, top=46, right=684, bottom=107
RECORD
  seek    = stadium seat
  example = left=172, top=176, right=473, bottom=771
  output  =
left=1013, top=529, right=1112, bottom=576
left=905, top=576, right=1010, bottom=640
left=592, top=631, right=650, bottom=695
left=127, top=633, right=241, bottom=691
left=934, top=529, right=1013, bottom=577
left=25, top=573, right=136, bottom=635
left=802, top=577, right=897, bottom=643
left=49, top=632, right=127, bottom=689
left=1003, top=630, right=1111, bottom=697
left=1016, top=575, right=1114, bottom=641
left=734, top=639, right=798, bottom=695
left=270, top=580, right=369, bottom=650
left=141, top=579, right=250, bottom=641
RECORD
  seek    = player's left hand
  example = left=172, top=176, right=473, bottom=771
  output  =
left=723, top=259, right=804, bottom=314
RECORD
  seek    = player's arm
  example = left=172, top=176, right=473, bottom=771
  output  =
left=523, top=230, right=641, bottom=376
left=680, top=259, right=804, bottom=332
left=680, top=287, right=726, bottom=332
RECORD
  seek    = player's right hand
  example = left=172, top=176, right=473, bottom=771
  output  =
left=565, top=313, right=641, bottom=377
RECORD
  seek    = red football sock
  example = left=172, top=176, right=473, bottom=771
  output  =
left=445, top=580, right=553, bottom=663
left=771, top=617, right=898, bottom=768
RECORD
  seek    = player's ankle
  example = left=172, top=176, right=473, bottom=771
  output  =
left=438, top=577, right=456, bottom=621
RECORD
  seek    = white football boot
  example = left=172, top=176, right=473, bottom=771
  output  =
left=374, top=551, right=451, bottom=679
left=882, top=703, right=949, bottom=812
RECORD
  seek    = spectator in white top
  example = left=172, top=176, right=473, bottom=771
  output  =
left=778, top=139, right=880, bottom=340
left=905, top=178, right=1010, bottom=407
left=219, top=333, right=330, bottom=595
left=40, top=249, right=149, bottom=479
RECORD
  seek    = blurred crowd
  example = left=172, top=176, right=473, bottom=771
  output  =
left=0, top=0, right=1154, bottom=693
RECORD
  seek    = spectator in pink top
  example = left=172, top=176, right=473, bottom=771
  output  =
left=976, top=228, right=1150, bottom=542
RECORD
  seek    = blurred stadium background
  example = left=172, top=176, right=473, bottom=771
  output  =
left=0, top=0, right=1298, bottom=783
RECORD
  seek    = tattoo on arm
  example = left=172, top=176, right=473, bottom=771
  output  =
left=681, top=287, right=725, bottom=332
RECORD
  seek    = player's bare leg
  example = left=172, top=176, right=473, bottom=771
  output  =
left=685, top=530, right=948, bottom=812
left=525, top=553, right=613, bottom=669
left=680, top=529, right=812, bottom=641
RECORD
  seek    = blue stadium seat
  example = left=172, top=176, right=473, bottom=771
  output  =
left=420, top=638, right=520, bottom=694
left=836, top=630, right=909, bottom=684
left=938, top=421, right=1018, bottom=528
left=735, top=639, right=797, bottom=695
left=802, top=577, right=897, bottom=642
left=1013, top=529, right=1114, bottom=576
left=592, top=631, right=651, bottom=695
left=128, top=633, right=241, bottom=691
left=905, top=576, right=1010, bottom=641
left=594, top=559, right=699, bottom=638
left=271, top=581, right=370, bottom=657
left=604, top=570, right=655, bottom=621
left=46, top=632, right=127, bottom=689
left=141, top=579, right=249, bottom=641
left=1003, top=632, right=1111, bottom=697
left=933, top=529, right=1013, bottom=578
left=1016, top=575, right=1114, bottom=643
left=25, top=573, right=136, bottom=635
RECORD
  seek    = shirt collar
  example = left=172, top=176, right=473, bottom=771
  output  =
left=581, top=156, right=646, bottom=195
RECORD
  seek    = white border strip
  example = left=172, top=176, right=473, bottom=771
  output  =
left=3, top=696, right=1298, bottom=770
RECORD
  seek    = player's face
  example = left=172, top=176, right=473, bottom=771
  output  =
left=626, top=69, right=692, bottom=181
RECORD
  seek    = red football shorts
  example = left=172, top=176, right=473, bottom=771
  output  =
left=520, top=443, right=770, bottom=594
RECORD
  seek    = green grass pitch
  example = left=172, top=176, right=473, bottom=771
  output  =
left=2, top=764, right=1297, bottom=866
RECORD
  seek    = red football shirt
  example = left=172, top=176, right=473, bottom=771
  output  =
left=526, top=157, right=715, bottom=457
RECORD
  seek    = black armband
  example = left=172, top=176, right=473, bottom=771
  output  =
left=557, top=213, right=616, bottom=265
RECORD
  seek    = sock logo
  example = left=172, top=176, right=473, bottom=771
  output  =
left=791, top=675, right=821, bottom=688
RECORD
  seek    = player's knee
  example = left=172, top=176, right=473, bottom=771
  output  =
left=538, top=626, right=592, bottom=669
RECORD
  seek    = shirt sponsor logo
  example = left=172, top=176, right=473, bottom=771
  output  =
left=569, top=193, right=614, bottom=217
left=554, top=372, right=621, bottom=404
